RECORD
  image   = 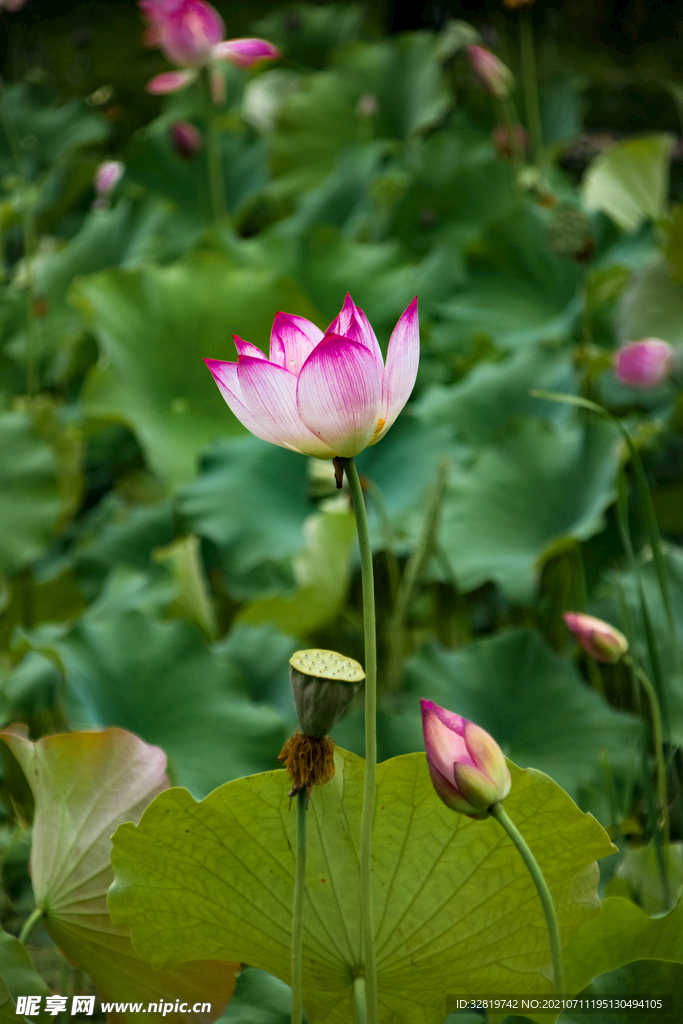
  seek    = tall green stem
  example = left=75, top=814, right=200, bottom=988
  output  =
left=353, top=977, right=368, bottom=1024
left=200, top=68, right=227, bottom=223
left=291, top=788, right=307, bottom=1024
left=342, top=457, right=378, bottom=1024
left=625, top=656, right=670, bottom=847
left=489, top=803, right=564, bottom=994
left=519, top=10, right=543, bottom=164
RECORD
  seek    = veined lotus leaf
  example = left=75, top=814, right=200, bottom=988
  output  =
left=0, top=727, right=238, bottom=1024
left=109, top=749, right=612, bottom=1024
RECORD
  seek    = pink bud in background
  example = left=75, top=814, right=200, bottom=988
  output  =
left=563, top=612, right=628, bottom=663
left=467, top=45, right=514, bottom=99
left=94, top=160, right=124, bottom=196
left=205, top=293, right=419, bottom=459
left=421, top=700, right=511, bottom=820
left=0, top=0, right=28, bottom=11
left=615, top=339, right=673, bottom=388
left=170, top=120, right=202, bottom=159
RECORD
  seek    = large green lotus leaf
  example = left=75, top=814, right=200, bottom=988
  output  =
left=414, top=345, right=575, bottom=446
left=109, top=749, right=612, bottom=1024
left=0, top=727, right=237, bottom=1023
left=236, top=509, right=356, bottom=636
left=178, top=436, right=311, bottom=586
left=404, top=629, right=639, bottom=801
left=439, top=418, right=618, bottom=601
left=582, top=135, right=673, bottom=232
left=560, top=959, right=682, bottom=1023
left=74, top=254, right=319, bottom=485
left=431, top=205, right=582, bottom=353
left=616, top=255, right=683, bottom=346
left=563, top=896, right=683, bottom=997
left=53, top=595, right=286, bottom=797
left=0, top=410, right=61, bottom=577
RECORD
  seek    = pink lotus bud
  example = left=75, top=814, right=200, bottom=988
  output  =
left=170, top=120, right=202, bottom=159
left=421, top=700, right=511, bottom=820
left=205, top=293, right=419, bottom=460
left=213, top=38, right=280, bottom=69
left=467, top=45, right=514, bottom=99
left=146, top=69, right=196, bottom=94
left=615, top=339, right=673, bottom=388
left=1, top=0, right=28, bottom=11
left=563, top=612, right=628, bottom=663
left=94, top=160, right=124, bottom=196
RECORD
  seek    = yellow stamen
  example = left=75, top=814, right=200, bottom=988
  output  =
left=371, top=417, right=386, bottom=442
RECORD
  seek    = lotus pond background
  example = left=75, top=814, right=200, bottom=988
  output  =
left=3, top=0, right=683, bottom=1021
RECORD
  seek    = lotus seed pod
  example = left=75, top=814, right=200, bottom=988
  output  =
left=289, top=649, right=364, bottom=738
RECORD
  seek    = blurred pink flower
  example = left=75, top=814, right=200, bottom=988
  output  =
left=170, top=120, right=202, bottom=158
left=467, top=45, right=514, bottom=99
left=92, top=161, right=124, bottom=209
left=0, top=0, right=27, bottom=11
left=615, top=338, right=673, bottom=388
left=421, top=700, right=511, bottom=819
left=563, top=612, right=628, bottom=663
left=140, top=0, right=278, bottom=94
left=205, top=294, right=419, bottom=459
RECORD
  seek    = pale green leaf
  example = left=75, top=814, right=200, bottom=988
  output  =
left=582, top=135, right=674, bottom=232
left=236, top=509, right=356, bottom=636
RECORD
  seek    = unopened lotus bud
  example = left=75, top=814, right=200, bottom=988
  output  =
left=563, top=612, right=628, bottom=663
left=94, top=160, right=124, bottom=197
left=421, top=700, right=511, bottom=820
left=279, top=650, right=364, bottom=797
left=170, top=120, right=202, bottom=159
left=467, top=45, right=514, bottom=99
left=615, top=339, right=673, bottom=388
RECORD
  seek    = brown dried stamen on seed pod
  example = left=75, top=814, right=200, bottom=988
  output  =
left=278, top=732, right=336, bottom=796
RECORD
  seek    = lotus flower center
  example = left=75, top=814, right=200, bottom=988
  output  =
left=371, top=417, right=386, bottom=442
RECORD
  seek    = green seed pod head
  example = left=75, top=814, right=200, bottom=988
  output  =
left=289, top=649, right=364, bottom=738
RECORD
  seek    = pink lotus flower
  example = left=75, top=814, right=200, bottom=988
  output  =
left=421, top=700, right=511, bottom=820
left=563, top=612, right=628, bottom=663
left=140, top=0, right=279, bottom=94
left=615, top=338, right=673, bottom=388
left=467, top=45, right=514, bottom=100
left=205, top=294, right=419, bottom=459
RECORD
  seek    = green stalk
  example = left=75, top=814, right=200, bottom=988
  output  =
left=625, top=656, right=670, bottom=847
left=353, top=977, right=368, bottom=1024
left=342, top=457, right=378, bottom=1024
left=499, top=96, right=525, bottom=179
left=200, top=68, right=227, bottom=223
left=291, top=788, right=307, bottom=1024
left=519, top=9, right=543, bottom=164
left=18, top=907, right=43, bottom=946
left=489, top=803, right=564, bottom=994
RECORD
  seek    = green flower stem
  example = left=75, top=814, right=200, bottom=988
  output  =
left=499, top=96, right=525, bottom=179
left=200, top=68, right=227, bottom=223
left=519, top=9, right=543, bottom=164
left=353, top=977, right=368, bottom=1024
left=489, top=803, right=564, bottom=994
left=18, top=906, right=43, bottom=946
left=291, top=788, right=307, bottom=1024
left=625, top=656, right=670, bottom=847
left=342, top=457, right=378, bottom=1024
